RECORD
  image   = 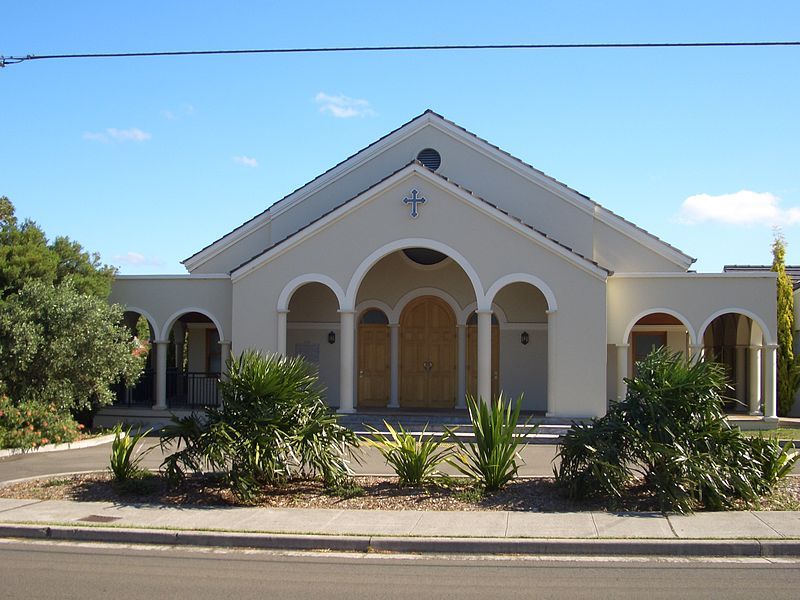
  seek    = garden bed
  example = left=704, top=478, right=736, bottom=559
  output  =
left=2, top=472, right=799, bottom=512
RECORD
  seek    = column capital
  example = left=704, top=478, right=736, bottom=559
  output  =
left=545, top=309, right=557, bottom=315
left=749, top=344, right=763, bottom=351
left=218, top=339, right=232, bottom=346
left=764, top=343, right=780, bottom=351
left=277, top=308, right=290, bottom=315
left=616, top=343, right=630, bottom=349
left=475, top=308, right=493, bottom=315
left=389, top=322, right=400, bottom=328
left=689, top=344, right=704, bottom=350
left=153, top=339, right=170, bottom=345
left=337, top=309, right=356, bottom=315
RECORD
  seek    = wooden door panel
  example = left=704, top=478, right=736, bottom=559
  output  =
left=358, top=325, right=390, bottom=407
left=399, top=296, right=456, bottom=408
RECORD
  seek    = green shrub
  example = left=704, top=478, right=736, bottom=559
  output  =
left=447, top=394, right=535, bottom=491
left=366, top=422, right=451, bottom=486
left=160, top=350, right=359, bottom=502
left=0, top=395, right=81, bottom=450
left=109, top=423, right=153, bottom=481
left=555, top=348, right=800, bottom=513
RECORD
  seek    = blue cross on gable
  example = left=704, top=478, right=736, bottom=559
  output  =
left=403, top=189, right=426, bottom=219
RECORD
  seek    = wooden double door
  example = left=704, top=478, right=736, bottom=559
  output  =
left=399, top=296, right=456, bottom=408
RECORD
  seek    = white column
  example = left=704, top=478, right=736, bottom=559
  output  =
left=735, top=345, right=747, bottom=406
left=616, top=344, right=629, bottom=402
left=689, top=344, right=705, bottom=360
left=457, top=324, right=467, bottom=409
left=389, top=323, right=399, bottom=408
left=546, top=309, right=557, bottom=416
left=277, top=309, right=289, bottom=356
left=172, top=322, right=186, bottom=369
left=763, top=343, right=779, bottom=422
left=476, top=309, right=492, bottom=403
left=218, top=340, right=232, bottom=375
left=153, top=340, right=169, bottom=410
left=748, top=344, right=763, bottom=415
left=338, top=310, right=356, bottom=414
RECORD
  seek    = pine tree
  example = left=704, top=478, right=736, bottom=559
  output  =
left=772, top=232, right=800, bottom=415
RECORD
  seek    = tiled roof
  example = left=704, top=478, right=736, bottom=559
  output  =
left=231, top=161, right=613, bottom=277
left=724, top=265, right=800, bottom=290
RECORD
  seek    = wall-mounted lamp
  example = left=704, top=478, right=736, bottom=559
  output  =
left=520, top=331, right=529, bottom=346
left=328, top=331, right=336, bottom=344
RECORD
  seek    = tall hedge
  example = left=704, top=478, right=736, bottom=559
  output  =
left=772, top=233, right=799, bottom=416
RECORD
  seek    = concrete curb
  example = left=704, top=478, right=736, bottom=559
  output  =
left=0, top=434, right=118, bottom=459
left=1, top=524, right=799, bottom=557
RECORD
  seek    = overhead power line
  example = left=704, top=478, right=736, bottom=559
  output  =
left=2, top=40, right=799, bottom=67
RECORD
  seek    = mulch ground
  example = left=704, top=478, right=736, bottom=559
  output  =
left=2, top=472, right=799, bottom=512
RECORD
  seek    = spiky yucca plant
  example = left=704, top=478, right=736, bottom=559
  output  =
left=447, top=394, right=535, bottom=491
left=366, top=421, right=450, bottom=486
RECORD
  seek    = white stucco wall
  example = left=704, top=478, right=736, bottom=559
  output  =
left=607, top=273, right=777, bottom=347
left=232, top=167, right=609, bottom=417
left=110, top=276, right=232, bottom=342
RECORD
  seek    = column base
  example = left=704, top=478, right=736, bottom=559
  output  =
left=763, top=416, right=780, bottom=423
left=337, top=407, right=356, bottom=414
left=152, top=405, right=168, bottom=411
left=748, top=410, right=763, bottom=416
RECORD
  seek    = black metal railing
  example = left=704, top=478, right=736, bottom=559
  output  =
left=112, top=370, right=221, bottom=408
left=113, top=370, right=155, bottom=406
left=168, top=371, right=222, bottom=408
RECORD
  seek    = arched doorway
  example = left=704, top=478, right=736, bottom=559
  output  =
left=358, top=309, right=390, bottom=407
left=286, top=282, right=342, bottom=408
left=399, top=296, right=457, bottom=408
left=466, top=311, right=499, bottom=401
left=115, top=310, right=157, bottom=406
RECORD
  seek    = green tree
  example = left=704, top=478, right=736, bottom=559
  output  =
left=772, top=232, right=800, bottom=416
left=0, top=280, right=143, bottom=415
left=0, top=196, right=115, bottom=300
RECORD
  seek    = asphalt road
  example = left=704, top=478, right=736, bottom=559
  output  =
left=1, top=540, right=798, bottom=600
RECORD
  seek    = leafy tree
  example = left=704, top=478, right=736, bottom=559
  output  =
left=772, top=232, right=800, bottom=416
left=0, top=196, right=115, bottom=300
left=0, top=280, right=143, bottom=415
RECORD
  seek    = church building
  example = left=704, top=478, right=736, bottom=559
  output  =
left=108, top=110, right=779, bottom=421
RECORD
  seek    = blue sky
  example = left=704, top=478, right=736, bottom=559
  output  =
left=2, top=1, right=798, bottom=273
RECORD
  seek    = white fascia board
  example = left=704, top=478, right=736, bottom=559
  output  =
left=432, top=118, right=695, bottom=270
left=611, top=272, right=777, bottom=279
left=184, top=114, right=438, bottom=272
left=231, top=163, right=608, bottom=283
left=114, top=274, right=231, bottom=280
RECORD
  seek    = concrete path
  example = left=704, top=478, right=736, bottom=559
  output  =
left=1, top=498, right=799, bottom=557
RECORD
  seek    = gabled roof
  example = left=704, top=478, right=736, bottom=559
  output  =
left=725, top=265, right=800, bottom=290
left=230, top=161, right=612, bottom=282
left=186, top=110, right=694, bottom=272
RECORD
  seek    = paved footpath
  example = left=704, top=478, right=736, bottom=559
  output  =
left=2, top=441, right=800, bottom=557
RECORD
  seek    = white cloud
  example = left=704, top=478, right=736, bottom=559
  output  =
left=314, top=92, right=376, bottom=118
left=83, top=128, right=151, bottom=143
left=113, top=252, right=163, bottom=266
left=677, top=190, right=800, bottom=227
left=161, top=104, right=195, bottom=120
left=232, top=155, right=258, bottom=168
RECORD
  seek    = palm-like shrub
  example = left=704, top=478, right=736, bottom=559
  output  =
left=555, top=348, right=799, bottom=513
left=366, top=422, right=451, bottom=486
left=447, top=394, right=535, bottom=491
left=160, top=350, right=358, bottom=502
left=109, top=423, right=152, bottom=481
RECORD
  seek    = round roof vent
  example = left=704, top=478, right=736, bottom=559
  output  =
left=416, top=148, right=441, bottom=171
